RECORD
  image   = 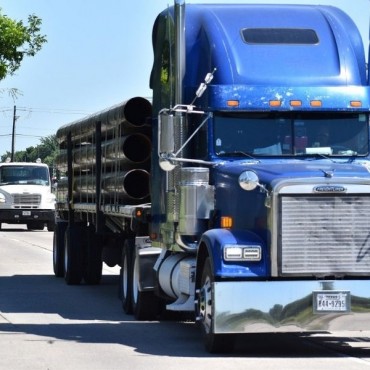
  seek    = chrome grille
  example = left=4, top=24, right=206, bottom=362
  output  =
left=12, top=193, right=41, bottom=207
left=280, top=195, right=370, bottom=276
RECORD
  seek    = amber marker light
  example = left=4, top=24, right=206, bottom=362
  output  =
left=350, top=101, right=362, bottom=107
left=269, top=100, right=281, bottom=107
left=310, top=100, right=322, bottom=107
left=221, top=216, right=233, bottom=228
left=290, top=100, right=302, bottom=107
left=227, top=100, right=239, bottom=107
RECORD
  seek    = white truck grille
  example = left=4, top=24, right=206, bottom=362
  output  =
left=280, top=195, right=370, bottom=276
left=12, top=193, right=41, bottom=208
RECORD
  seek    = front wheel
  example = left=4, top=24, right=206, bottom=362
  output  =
left=131, top=248, right=159, bottom=320
left=27, top=221, right=44, bottom=230
left=197, top=257, right=235, bottom=353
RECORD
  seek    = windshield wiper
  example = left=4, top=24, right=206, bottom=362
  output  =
left=217, top=150, right=256, bottom=159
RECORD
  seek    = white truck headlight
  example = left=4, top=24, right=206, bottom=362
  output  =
left=0, top=193, right=5, bottom=203
left=224, top=244, right=262, bottom=262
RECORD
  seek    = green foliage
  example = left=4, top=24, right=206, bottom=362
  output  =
left=1, top=134, right=58, bottom=172
left=0, top=9, right=47, bottom=80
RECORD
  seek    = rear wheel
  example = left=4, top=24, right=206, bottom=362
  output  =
left=64, top=224, right=83, bottom=285
left=197, top=257, right=235, bottom=353
left=53, top=221, right=67, bottom=277
left=83, top=225, right=102, bottom=285
left=120, top=238, right=133, bottom=314
left=132, top=248, right=159, bottom=320
left=47, top=221, right=55, bottom=232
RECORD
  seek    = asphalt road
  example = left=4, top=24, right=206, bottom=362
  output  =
left=1, top=224, right=370, bottom=370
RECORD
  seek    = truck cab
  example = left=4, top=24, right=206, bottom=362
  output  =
left=0, top=160, right=56, bottom=231
left=52, top=2, right=370, bottom=353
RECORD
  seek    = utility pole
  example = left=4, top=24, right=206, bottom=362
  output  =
left=11, top=105, right=16, bottom=162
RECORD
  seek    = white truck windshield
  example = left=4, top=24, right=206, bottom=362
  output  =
left=0, top=165, right=50, bottom=186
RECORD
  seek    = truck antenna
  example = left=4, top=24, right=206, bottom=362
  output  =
left=190, top=68, right=217, bottom=105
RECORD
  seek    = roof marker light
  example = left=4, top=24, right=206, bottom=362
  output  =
left=290, top=100, right=302, bottom=107
left=269, top=100, right=281, bottom=107
left=350, top=101, right=362, bottom=107
left=227, top=100, right=239, bottom=107
left=310, top=100, right=322, bottom=107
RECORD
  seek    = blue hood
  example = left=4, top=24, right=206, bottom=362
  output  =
left=211, top=158, right=370, bottom=234
left=213, top=158, right=370, bottom=188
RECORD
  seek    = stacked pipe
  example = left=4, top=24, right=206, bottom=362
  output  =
left=55, top=97, right=152, bottom=205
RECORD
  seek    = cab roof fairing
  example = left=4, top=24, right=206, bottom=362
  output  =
left=183, top=4, right=367, bottom=99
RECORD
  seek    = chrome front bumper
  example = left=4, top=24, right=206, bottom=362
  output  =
left=213, top=280, right=370, bottom=333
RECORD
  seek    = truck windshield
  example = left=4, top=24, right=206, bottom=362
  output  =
left=214, top=112, right=369, bottom=157
left=0, top=165, right=50, bottom=186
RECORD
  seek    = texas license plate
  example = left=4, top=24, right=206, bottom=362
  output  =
left=313, top=291, right=350, bottom=313
left=22, top=211, right=31, bottom=216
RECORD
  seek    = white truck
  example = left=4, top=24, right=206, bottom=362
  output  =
left=0, top=160, right=56, bottom=231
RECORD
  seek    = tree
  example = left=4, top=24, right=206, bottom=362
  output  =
left=1, top=134, right=58, bottom=169
left=0, top=9, right=47, bottom=80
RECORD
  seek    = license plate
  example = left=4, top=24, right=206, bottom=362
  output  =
left=22, top=211, right=31, bottom=216
left=313, top=291, right=350, bottom=313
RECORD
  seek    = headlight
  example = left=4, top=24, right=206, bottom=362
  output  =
left=239, top=170, right=259, bottom=191
left=224, top=244, right=262, bottom=261
left=0, top=193, right=5, bottom=203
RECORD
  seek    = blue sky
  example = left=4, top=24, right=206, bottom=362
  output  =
left=0, top=0, right=369, bottom=153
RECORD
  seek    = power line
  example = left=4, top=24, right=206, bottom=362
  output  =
left=17, top=106, right=90, bottom=115
left=12, top=133, right=44, bottom=138
left=0, top=106, right=90, bottom=116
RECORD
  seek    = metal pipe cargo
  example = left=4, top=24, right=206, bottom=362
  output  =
left=64, top=169, right=150, bottom=202
left=103, top=169, right=150, bottom=201
left=56, top=97, right=152, bottom=145
left=103, top=133, right=151, bottom=163
left=55, top=133, right=151, bottom=173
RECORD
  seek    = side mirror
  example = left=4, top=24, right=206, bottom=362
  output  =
left=158, top=110, right=178, bottom=171
left=159, top=111, right=175, bottom=154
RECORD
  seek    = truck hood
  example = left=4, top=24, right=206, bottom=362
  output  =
left=214, top=158, right=370, bottom=187
left=0, top=184, right=49, bottom=195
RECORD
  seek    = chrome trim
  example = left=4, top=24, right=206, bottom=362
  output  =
left=175, top=0, right=185, bottom=105
left=270, top=179, right=370, bottom=276
left=213, top=280, right=370, bottom=333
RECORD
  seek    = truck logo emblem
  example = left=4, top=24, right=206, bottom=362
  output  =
left=313, top=185, right=347, bottom=193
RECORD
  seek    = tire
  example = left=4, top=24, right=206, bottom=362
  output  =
left=53, top=221, right=67, bottom=277
left=64, top=224, right=84, bottom=285
left=47, top=221, right=55, bottom=232
left=132, top=247, right=159, bottom=320
left=83, top=225, right=102, bottom=285
left=120, top=238, right=133, bottom=314
left=27, top=221, right=44, bottom=230
left=197, top=257, right=235, bottom=353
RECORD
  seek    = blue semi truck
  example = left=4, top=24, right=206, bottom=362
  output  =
left=53, top=2, right=370, bottom=352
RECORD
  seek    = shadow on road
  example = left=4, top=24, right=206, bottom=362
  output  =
left=1, top=274, right=370, bottom=357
